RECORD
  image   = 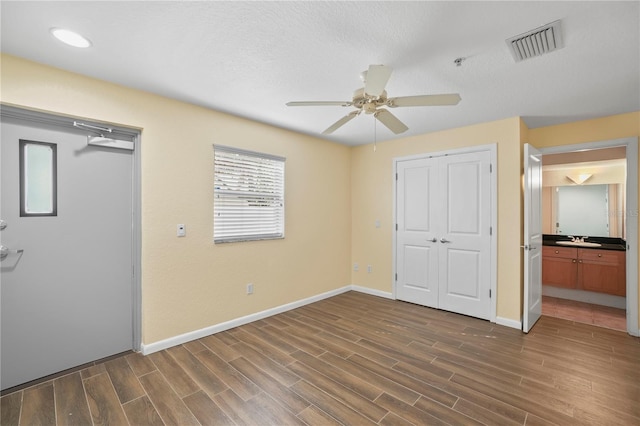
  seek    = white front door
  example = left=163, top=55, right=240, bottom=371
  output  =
left=438, top=151, right=492, bottom=320
left=396, top=149, right=493, bottom=320
left=1, top=113, right=135, bottom=390
left=523, top=143, right=543, bottom=332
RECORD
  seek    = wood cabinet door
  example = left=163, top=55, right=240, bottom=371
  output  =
left=578, top=249, right=626, bottom=296
left=542, top=256, right=578, bottom=288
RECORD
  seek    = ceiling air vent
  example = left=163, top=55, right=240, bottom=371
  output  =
left=506, top=20, right=563, bottom=62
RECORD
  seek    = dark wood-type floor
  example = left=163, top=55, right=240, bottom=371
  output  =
left=542, top=295, right=627, bottom=331
left=2, top=291, right=639, bottom=425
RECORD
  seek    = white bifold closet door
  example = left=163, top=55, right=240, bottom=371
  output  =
left=396, top=150, right=492, bottom=320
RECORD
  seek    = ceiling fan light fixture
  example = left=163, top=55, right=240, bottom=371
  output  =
left=50, top=28, right=92, bottom=48
left=286, top=64, right=460, bottom=134
left=363, top=102, right=378, bottom=114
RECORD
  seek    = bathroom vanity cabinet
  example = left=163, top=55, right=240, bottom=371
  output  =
left=542, top=246, right=626, bottom=296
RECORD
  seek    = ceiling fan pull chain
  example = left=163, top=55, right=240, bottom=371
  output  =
left=373, top=117, right=377, bottom=152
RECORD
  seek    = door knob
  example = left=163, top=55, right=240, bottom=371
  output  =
left=427, top=237, right=437, bottom=243
left=440, top=238, right=451, bottom=243
left=0, top=245, right=24, bottom=260
left=0, top=220, right=6, bottom=230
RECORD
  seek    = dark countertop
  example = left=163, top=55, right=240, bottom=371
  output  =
left=542, top=235, right=626, bottom=251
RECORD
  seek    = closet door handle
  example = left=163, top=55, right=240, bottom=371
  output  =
left=440, top=238, right=451, bottom=243
left=427, top=238, right=437, bottom=243
left=0, top=245, right=24, bottom=260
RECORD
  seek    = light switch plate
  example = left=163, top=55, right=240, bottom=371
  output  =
left=177, top=224, right=186, bottom=237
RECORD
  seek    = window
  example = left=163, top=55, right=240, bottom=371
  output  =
left=214, top=145, right=285, bottom=243
left=20, top=140, right=57, bottom=217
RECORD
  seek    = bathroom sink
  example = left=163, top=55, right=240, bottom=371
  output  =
left=556, top=241, right=602, bottom=248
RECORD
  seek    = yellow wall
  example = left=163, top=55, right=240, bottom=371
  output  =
left=0, top=54, right=352, bottom=344
left=3, top=54, right=638, bottom=338
left=527, top=112, right=640, bottom=147
left=528, top=112, right=640, bottom=329
left=350, top=117, right=523, bottom=322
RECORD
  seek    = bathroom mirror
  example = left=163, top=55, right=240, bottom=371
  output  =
left=542, top=147, right=626, bottom=239
left=555, top=184, right=609, bottom=236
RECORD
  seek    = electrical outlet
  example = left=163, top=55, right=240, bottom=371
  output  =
left=177, top=224, right=186, bottom=237
left=246, top=283, right=254, bottom=295
left=367, top=265, right=372, bottom=273
left=354, top=263, right=359, bottom=272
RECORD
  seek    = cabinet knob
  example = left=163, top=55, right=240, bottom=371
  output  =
left=555, top=250, right=559, bottom=254
left=572, top=259, right=576, bottom=263
left=598, top=253, right=602, bottom=257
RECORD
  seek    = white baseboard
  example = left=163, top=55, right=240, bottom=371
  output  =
left=495, top=316, right=522, bottom=330
left=142, top=285, right=520, bottom=354
left=350, top=285, right=393, bottom=299
left=141, top=285, right=352, bottom=355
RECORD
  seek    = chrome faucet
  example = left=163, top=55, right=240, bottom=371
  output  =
left=568, top=236, right=588, bottom=243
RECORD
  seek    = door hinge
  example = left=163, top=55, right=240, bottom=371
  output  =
left=396, top=224, right=398, bottom=231
left=490, top=226, right=492, bottom=236
left=489, top=164, right=493, bottom=173
left=395, top=273, right=398, bottom=281
left=489, top=289, right=492, bottom=298
left=396, top=173, right=398, bottom=181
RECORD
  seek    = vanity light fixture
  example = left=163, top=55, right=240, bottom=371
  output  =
left=566, top=173, right=593, bottom=185
left=50, top=28, right=92, bottom=48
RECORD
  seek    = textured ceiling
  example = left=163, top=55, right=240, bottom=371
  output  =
left=1, top=1, right=639, bottom=146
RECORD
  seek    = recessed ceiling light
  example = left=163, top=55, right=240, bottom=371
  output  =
left=50, top=28, right=92, bottom=48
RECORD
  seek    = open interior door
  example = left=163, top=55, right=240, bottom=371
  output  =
left=523, top=143, right=543, bottom=332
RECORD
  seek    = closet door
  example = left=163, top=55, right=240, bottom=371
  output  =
left=395, top=149, right=492, bottom=321
left=396, top=158, right=439, bottom=308
left=437, top=151, right=492, bottom=320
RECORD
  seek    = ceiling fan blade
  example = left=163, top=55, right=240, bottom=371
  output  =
left=286, top=101, right=353, bottom=107
left=374, top=109, right=409, bottom=134
left=388, top=94, right=461, bottom=107
left=364, top=64, right=392, bottom=97
left=322, top=111, right=359, bottom=134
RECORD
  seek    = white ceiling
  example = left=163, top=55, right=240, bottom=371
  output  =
left=1, top=1, right=639, bottom=146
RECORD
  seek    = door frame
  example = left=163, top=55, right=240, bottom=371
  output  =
left=0, top=104, right=143, bottom=351
left=392, top=143, right=498, bottom=323
left=539, top=137, right=639, bottom=337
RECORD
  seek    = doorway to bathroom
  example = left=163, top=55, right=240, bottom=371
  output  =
left=539, top=138, right=638, bottom=335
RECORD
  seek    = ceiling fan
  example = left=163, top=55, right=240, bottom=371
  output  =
left=286, top=64, right=461, bottom=135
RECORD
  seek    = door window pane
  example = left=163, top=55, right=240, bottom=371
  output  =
left=20, top=140, right=57, bottom=216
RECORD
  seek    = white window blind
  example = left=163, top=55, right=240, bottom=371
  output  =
left=214, top=145, right=285, bottom=243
